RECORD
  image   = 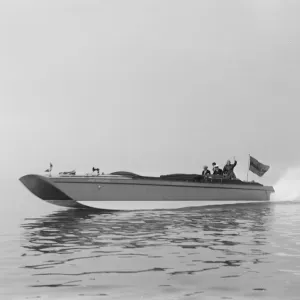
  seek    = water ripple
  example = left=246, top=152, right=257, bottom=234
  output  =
left=1, top=202, right=299, bottom=299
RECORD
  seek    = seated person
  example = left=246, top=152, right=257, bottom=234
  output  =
left=223, top=159, right=237, bottom=179
left=213, top=165, right=223, bottom=176
left=212, top=162, right=217, bottom=173
left=202, top=165, right=211, bottom=177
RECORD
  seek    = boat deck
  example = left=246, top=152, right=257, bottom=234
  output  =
left=54, top=171, right=263, bottom=186
left=109, top=171, right=263, bottom=186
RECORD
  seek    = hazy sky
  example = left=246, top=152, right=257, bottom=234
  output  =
left=1, top=0, right=300, bottom=187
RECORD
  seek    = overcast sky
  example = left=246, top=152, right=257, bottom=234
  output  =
left=1, top=0, right=300, bottom=187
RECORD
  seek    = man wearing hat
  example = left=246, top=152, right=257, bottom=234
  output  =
left=213, top=164, right=223, bottom=176
left=212, top=162, right=217, bottom=173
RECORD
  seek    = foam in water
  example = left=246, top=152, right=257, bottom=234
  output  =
left=271, top=167, right=300, bottom=201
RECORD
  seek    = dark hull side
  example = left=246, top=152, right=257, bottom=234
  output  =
left=19, top=175, right=85, bottom=208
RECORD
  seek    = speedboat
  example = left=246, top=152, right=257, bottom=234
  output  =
left=19, top=171, right=275, bottom=210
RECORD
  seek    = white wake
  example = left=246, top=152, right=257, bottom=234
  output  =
left=271, top=167, right=300, bottom=201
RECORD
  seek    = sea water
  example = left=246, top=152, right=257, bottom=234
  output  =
left=0, top=173, right=300, bottom=300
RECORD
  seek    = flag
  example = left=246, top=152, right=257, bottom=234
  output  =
left=45, top=163, right=53, bottom=173
left=249, top=156, right=270, bottom=177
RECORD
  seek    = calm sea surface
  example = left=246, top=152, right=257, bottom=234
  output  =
left=1, top=199, right=300, bottom=300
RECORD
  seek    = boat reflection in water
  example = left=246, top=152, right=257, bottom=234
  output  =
left=19, top=203, right=277, bottom=299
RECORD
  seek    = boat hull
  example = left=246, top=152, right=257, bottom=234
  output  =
left=19, top=174, right=274, bottom=210
left=76, top=200, right=270, bottom=210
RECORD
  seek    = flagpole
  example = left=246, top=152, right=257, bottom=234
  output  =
left=246, top=154, right=250, bottom=182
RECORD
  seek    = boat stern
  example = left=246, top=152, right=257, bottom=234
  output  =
left=264, top=185, right=275, bottom=200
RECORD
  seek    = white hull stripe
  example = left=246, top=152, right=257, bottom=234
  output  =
left=77, top=200, right=269, bottom=210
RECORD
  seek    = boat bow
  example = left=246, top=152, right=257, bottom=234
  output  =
left=19, top=174, right=85, bottom=208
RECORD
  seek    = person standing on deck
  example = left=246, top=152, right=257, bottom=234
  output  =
left=223, top=159, right=237, bottom=179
